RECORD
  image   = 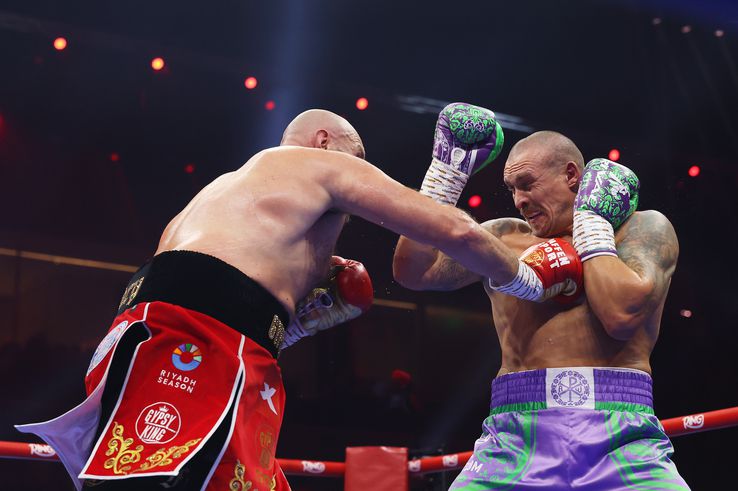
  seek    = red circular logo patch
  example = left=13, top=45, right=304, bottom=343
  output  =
left=135, top=402, right=181, bottom=444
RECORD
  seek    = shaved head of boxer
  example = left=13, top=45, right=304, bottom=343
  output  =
left=281, top=109, right=365, bottom=159
left=503, top=131, right=584, bottom=238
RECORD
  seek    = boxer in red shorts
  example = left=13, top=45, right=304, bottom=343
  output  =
left=17, top=108, right=522, bottom=490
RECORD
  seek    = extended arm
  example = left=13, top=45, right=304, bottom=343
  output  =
left=393, top=219, right=523, bottom=291
left=315, top=151, right=520, bottom=284
left=582, top=211, right=678, bottom=340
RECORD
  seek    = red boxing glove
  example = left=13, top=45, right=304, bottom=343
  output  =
left=281, top=256, right=373, bottom=349
left=519, top=238, right=583, bottom=304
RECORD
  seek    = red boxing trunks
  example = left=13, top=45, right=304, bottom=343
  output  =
left=17, top=250, right=292, bottom=490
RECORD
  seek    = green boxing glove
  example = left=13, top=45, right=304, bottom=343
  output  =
left=573, top=158, right=640, bottom=262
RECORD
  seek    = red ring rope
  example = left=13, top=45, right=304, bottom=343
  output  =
left=2, top=406, right=736, bottom=477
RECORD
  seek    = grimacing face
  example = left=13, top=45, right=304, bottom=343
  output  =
left=503, top=148, right=576, bottom=237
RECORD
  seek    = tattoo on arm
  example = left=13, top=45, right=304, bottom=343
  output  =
left=426, top=218, right=527, bottom=290
left=617, top=211, right=679, bottom=298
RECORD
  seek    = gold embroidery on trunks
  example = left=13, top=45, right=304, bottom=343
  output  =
left=268, top=314, right=285, bottom=350
left=134, top=439, right=202, bottom=473
left=118, top=277, right=144, bottom=310
left=229, top=460, right=253, bottom=490
left=104, top=423, right=143, bottom=475
left=102, top=422, right=201, bottom=475
left=258, top=430, right=275, bottom=469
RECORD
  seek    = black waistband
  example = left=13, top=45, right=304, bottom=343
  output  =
left=118, top=250, right=289, bottom=358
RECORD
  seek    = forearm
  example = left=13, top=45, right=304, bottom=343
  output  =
left=436, top=213, right=519, bottom=285
left=582, top=256, right=653, bottom=340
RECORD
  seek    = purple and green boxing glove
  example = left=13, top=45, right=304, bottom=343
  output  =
left=420, top=102, right=505, bottom=205
left=573, top=158, right=640, bottom=262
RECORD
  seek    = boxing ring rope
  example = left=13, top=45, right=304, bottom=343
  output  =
left=2, top=406, right=737, bottom=478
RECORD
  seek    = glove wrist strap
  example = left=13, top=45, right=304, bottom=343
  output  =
left=489, top=261, right=544, bottom=302
left=420, top=157, right=469, bottom=206
left=280, top=319, right=309, bottom=350
left=573, top=210, right=617, bottom=261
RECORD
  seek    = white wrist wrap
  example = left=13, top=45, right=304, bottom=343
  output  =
left=419, top=157, right=469, bottom=206
left=573, top=210, right=617, bottom=262
left=489, top=260, right=544, bottom=302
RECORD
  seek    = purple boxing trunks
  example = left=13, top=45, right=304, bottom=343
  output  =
left=450, top=367, right=690, bottom=490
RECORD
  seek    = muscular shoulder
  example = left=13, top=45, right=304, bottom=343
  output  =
left=619, top=210, right=677, bottom=245
left=618, top=210, right=679, bottom=274
left=247, top=146, right=322, bottom=169
left=481, top=217, right=531, bottom=238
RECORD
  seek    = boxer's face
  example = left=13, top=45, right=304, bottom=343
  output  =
left=503, top=148, right=576, bottom=237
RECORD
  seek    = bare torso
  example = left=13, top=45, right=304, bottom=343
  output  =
left=156, top=147, right=348, bottom=316
left=485, top=214, right=664, bottom=375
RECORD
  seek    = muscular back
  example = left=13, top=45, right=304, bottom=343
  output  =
left=156, top=147, right=348, bottom=313
left=486, top=212, right=675, bottom=375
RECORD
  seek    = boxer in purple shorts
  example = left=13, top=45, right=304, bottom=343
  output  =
left=453, top=368, right=686, bottom=489
left=393, top=107, right=689, bottom=489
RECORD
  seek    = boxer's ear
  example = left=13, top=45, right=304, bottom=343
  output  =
left=566, top=161, right=580, bottom=191
left=313, top=129, right=329, bottom=149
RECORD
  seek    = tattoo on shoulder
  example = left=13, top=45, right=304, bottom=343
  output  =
left=482, top=218, right=530, bottom=238
left=617, top=211, right=679, bottom=278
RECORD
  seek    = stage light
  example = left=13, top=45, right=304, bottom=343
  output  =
left=652, top=18, right=662, bottom=26
left=680, top=309, right=692, bottom=318
left=110, top=153, right=120, bottom=162
left=391, top=369, right=412, bottom=388
left=356, top=97, right=369, bottom=110
left=688, top=165, right=700, bottom=177
left=151, top=57, right=165, bottom=71
left=468, top=195, right=482, bottom=208
left=53, top=37, right=67, bottom=51
left=265, top=100, right=276, bottom=111
left=184, top=163, right=195, bottom=174
left=715, top=30, right=725, bottom=38
left=681, top=25, right=692, bottom=34
left=244, top=77, right=258, bottom=89
left=608, top=149, right=620, bottom=161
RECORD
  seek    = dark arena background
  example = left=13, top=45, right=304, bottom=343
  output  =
left=1, top=0, right=738, bottom=489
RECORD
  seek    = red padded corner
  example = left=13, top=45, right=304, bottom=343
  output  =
left=345, top=446, right=408, bottom=491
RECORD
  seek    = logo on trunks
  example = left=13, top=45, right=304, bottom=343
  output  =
left=682, top=414, right=704, bottom=430
left=550, top=370, right=590, bottom=407
left=158, top=369, right=197, bottom=394
left=118, top=277, right=145, bottom=310
left=268, top=315, right=285, bottom=351
left=135, top=402, right=181, bottom=444
left=172, top=343, right=202, bottom=371
left=87, top=320, right=128, bottom=376
left=408, top=460, right=422, bottom=473
left=29, top=444, right=56, bottom=458
left=301, top=461, right=326, bottom=474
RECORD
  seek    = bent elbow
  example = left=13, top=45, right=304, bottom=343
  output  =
left=601, top=315, right=640, bottom=341
left=392, top=254, right=428, bottom=291
left=392, top=262, right=419, bottom=290
left=602, top=278, right=655, bottom=341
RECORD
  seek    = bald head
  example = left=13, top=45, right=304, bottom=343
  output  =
left=508, top=131, right=584, bottom=171
left=281, top=109, right=365, bottom=159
